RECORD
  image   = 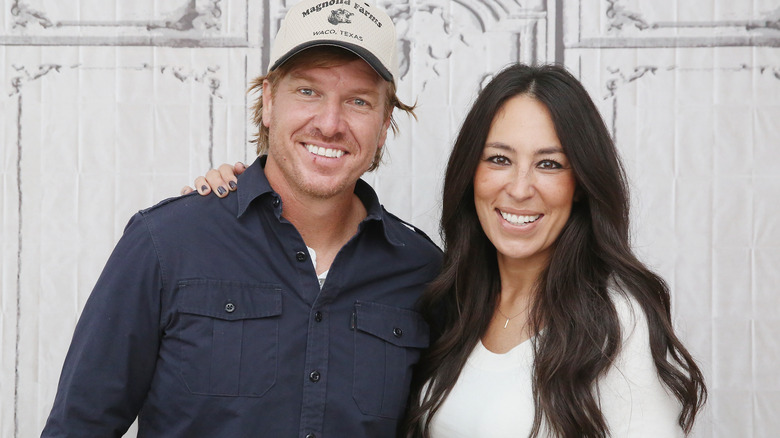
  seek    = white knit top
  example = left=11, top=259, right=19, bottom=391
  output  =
left=427, top=293, right=684, bottom=437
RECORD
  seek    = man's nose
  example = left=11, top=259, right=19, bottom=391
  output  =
left=313, top=99, right=346, bottom=138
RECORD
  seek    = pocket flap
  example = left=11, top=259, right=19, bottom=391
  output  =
left=354, top=301, right=429, bottom=348
left=177, top=279, right=282, bottom=321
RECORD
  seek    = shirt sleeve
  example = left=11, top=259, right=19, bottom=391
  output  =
left=597, top=293, right=685, bottom=438
left=41, top=212, right=163, bottom=437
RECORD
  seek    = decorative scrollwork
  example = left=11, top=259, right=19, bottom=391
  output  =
left=11, top=1, right=54, bottom=29
left=147, top=0, right=223, bottom=31
left=606, top=0, right=650, bottom=32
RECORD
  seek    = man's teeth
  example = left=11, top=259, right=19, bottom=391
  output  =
left=306, top=144, right=344, bottom=158
left=500, top=211, right=540, bottom=225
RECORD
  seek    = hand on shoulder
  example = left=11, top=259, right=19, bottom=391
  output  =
left=180, top=162, right=246, bottom=197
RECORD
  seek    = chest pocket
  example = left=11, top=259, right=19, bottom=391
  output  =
left=352, top=301, right=430, bottom=419
left=176, top=279, right=282, bottom=397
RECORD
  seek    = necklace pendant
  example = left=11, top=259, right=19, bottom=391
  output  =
left=504, top=318, right=510, bottom=329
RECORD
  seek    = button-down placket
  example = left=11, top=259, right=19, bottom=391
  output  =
left=298, top=298, right=330, bottom=438
left=268, top=195, right=335, bottom=437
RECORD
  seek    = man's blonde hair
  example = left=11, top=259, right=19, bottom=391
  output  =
left=249, top=46, right=416, bottom=171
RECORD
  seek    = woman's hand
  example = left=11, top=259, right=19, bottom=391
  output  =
left=180, top=161, right=246, bottom=197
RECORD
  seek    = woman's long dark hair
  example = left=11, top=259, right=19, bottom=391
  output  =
left=405, top=64, right=706, bottom=437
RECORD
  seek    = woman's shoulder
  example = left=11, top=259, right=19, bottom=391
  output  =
left=600, top=287, right=684, bottom=436
left=604, top=286, right=658, bottom=387
left=607, top=286, right=647, bottom=340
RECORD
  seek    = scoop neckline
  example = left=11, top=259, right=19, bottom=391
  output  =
left=478, top=337, right=533, bottom=356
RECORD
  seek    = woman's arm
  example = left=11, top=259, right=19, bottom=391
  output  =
left=598, top=293, right=685, bottom=437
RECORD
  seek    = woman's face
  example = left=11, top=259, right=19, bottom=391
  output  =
left=473, top=94, right=577, bottom=269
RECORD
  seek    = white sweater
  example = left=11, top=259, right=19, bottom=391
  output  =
left=427, top=293, right=684, bottom=437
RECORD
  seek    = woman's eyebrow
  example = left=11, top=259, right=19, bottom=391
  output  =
left=484, top=142, right=514, bottom=152
left=484, top=143, right=564, bottom=155
left=535, top=146, right=565, bottom=155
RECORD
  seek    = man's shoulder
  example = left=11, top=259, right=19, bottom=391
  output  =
left=140, top=192, right=236, bottom=219
left=381, top=208, right=442, bottom=255
left=139, top=192, right=196, bottom=214
left=134, top=192, right=240, bottom=237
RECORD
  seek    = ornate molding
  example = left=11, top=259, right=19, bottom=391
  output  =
left=9, top=63, right=223, bottom=98
left=373, top=0, right=547, bottom=86
left=568, top=0, right=780, bottom=48
left=604, top=65, right=658, bottom=97
left=10, top=0, right=223, bottom=31
left=146, top=0, right=223, bottom=32
left=606, top=0, right=650, bottom=31
left=11, top=0, right=53, bottom=29
left=155, top=64, right=224, bottom=97
left=602, top=63, right=779, bottom=142
left=8, top=64, right=67, bottom=95
left=606, top=0, right=780, bottom=34
left=4, top=0, right=246, bottom=46
left=605, top=64, right=780, bottom=98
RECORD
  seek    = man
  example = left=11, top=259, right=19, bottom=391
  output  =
left=42, top=0, right=441, bottom=436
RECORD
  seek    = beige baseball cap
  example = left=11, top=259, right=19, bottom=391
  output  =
left=269, top=0, right=399, bottom=85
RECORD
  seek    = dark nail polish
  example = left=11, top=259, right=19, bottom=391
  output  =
left=217, top=186, right=227, bottom=196
left=229, top=181, right=237, bottom=190
left=200, top=185, right=208, bottom=193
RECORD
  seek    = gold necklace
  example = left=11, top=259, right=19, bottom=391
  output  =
left=496, top=307, right=525, bottom=329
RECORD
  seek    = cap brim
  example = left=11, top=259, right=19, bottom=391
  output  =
left=269, top=41, right=394, bottom=83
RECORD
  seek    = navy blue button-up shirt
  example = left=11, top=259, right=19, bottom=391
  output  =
left=42, top=157, right=442, bottom=437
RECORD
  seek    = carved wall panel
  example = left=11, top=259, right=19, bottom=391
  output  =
left=565, top=1, right=779, bottom=436
left=1, top=0, right=778, bottom=437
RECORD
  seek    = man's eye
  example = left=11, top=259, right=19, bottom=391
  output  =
left=353, top=98, right=367, bottom=106
left=299, top=88, right=314, bottom=96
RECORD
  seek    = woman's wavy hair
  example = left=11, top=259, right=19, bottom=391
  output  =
left=405, top=63, right=706, bottom=437
left=247, top=46, right=416, bottom=171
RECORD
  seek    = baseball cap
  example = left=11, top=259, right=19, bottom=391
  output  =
left=268, top=0, right=399, bottom=85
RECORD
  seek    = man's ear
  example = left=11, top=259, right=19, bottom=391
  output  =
left=262, top=80, right=273, bottom=128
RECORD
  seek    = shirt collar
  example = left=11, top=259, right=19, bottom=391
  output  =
left=236, top=155, right=275, bottom=218
left=236, top=156, right=404, bottom=247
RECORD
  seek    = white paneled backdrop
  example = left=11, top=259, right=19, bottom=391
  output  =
left=1, top=0, right=778, bottom=436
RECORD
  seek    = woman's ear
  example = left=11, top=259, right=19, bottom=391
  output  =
left=573, top=186, right=584, bottom=202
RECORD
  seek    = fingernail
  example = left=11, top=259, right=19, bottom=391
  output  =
left=217, top=186, right=227, bottom=196
left=229, top=181, right=237, bottom=190
left=200, top=185, right=208, bottom=193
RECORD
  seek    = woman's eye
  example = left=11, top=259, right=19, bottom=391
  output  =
left=538, top=159, right=563, bottom=169
left=487, top=155, right=510, bottom=165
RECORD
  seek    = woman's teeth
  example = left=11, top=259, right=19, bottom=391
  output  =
left=500, top=211, right=540, bottom=225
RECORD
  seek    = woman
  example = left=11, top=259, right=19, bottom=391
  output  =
left=404, top=64, right=706, bottom=437
left=189, top=63, right=707, bottom=437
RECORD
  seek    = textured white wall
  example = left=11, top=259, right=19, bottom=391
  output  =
left=1, top=0, right=778, bottom=437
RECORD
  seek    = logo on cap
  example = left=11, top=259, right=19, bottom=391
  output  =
left=328, top=9, right=353, bottom=25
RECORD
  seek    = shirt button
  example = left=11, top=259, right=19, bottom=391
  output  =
left=225, top=303, right=236, bottom=313
left=393, top=327, right=403, bottom=338
left=296, top=251, right=307, bottom=262
left=314, top=311, right=323, bottom=322
left=305, top=434, right=316, bottom=438
left=273, top=198, right=280, bottom=207
left=309, top=371, right=321, bottom=382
